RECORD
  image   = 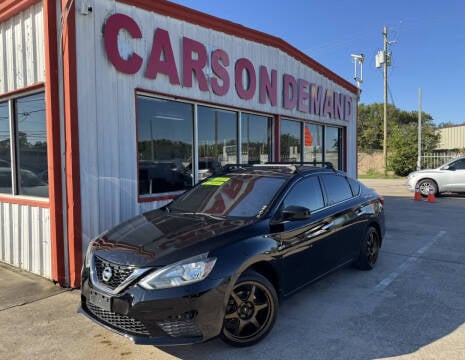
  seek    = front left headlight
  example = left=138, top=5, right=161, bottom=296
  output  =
left=138, top=253, right=217, bottom=290
left=84, top=240, right=95, bottom=268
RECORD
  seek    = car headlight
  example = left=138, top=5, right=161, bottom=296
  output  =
left=84, top=240, right=95, bottom=268
left=138, top=253, right=217, bottom=290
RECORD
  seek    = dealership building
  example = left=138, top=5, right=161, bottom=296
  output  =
left=0, top=0, right=359, bottom=287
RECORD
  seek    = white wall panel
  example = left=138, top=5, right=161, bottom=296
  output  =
left=438, top=126, right=465, bottom=150
left=0, top=3, right=45, bottom=94
left=75, top=0, right=358, bottom=249
left=0, top=3, right=50, bottom=277
left=0, top=203, right=51, bottom=279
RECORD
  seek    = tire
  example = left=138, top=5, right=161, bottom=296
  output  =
left=355, top=226, right=380, bottom=270
left=418, top=178, right=438, bottom=197
left=221, top=271, right=278, bottom=347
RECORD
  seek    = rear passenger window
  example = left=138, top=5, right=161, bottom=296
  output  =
left=283, top=177, right=324, bottom=212
left=320, top=174, right=353, bottom=205
left=347, top=177, right=361, bottom=196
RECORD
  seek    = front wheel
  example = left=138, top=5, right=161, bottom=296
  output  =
left=418, top=179, right=438, bottom=197
left=355, top=226, right=380, bottom=270
left=221, top=271, right=278, bottom=347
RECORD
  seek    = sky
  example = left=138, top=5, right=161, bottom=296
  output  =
left=170, top=0, right=465, bottom=125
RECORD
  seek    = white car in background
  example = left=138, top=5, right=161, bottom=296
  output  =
left=406, top=156, right=465, bottom=196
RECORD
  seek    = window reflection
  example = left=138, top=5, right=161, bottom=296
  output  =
left=197, top=106, right=237, bottom=180
left=137, top=96, right=194, bottom=195
left=241, top=113, right=272, bottom=164
left=134, top=94, right=344, bottom=197
left=303, top=123, right=323, bottom=166
left=0, top=93, right=48, bottom=198
left=280, top=119, right=301, bottom=162
left=0, top=101, right=12, bottom=193
left=16, top=93, right=48, bottom=197
left=326, top=126, right=342, bottom=169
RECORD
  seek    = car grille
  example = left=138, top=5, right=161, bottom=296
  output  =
left=94, top=256, right=134, bottom=290
left=86, top=302, right=150, bottom=336
left=157, top=318, right=202, bottom=338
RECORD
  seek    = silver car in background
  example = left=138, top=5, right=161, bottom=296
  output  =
left=406, top=156, right=465, bottom=196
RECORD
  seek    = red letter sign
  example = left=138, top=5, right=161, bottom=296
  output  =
left=104, top=14, right=143, bottom=74
left=211, top=49, right=230, bottom=96
left=145, top=28, right=180, bottom=84
left=235, top=58, right=256, bottom=100
left=183, top=37, right=209, bottom=91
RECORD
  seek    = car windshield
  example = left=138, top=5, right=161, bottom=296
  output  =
left=168, top=174, right=286, bottom=218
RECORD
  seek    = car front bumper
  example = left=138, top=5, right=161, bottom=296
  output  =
left=80, top=268, right=229, bottom=345
left=406, top=177, right=417, bottom=192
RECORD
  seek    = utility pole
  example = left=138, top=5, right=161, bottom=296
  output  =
left=417, top=88, right=422, bottom=170
left=383, top=26, right=388, bottom=174
left=376, top=26, right=392, bottom=175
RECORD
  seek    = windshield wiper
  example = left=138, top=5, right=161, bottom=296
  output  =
left=193, top=212, right=225, bottom=220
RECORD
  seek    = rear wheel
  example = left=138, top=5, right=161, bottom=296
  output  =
left=221, top=271, right=278, bottom=347
left=418, top=179, right=437, bottom=197
left=355, top=226, right=380, bottom=270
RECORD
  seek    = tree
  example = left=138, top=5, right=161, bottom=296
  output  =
left=388, top=114, right=439, bottom=176
left=358, top=103, right=440, bottom=176
left=357, top=103, right=397, bottom=152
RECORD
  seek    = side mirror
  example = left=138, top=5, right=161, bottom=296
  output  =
left=278, top=205, right=311, bottom=222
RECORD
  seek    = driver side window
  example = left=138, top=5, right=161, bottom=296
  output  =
left=283, top=177, right=324, bottom=212
left=451, top=159, right=465, bottom=170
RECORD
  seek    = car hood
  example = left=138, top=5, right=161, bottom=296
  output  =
left=409, top=168, right=442, bottom=177
left=91, top=209, right=254, bottom=267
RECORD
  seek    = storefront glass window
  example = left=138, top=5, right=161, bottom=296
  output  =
left=303, top=123, right=323, bottom=166
left=0, top=92, right=48, bottom=198
left=241, top=113, right=272, bottom=164
left=16, top=93, right=48, bottom=197
left=0, top=101, right=12, bottom=193
left=137, top=96, right=194, bottom=195
left=325, top=126, right=343, bottom=169
left=197, top=106, right=237, bottom=180
left=280, top=119, right=301, bottom=162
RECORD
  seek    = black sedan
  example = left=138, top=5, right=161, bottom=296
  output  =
left=80, top=164, right=385, bottom=347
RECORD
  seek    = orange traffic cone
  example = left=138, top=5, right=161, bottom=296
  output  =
left=427, top=186, right=436, bottom=203
left=413, top=183, right=422, bottom=201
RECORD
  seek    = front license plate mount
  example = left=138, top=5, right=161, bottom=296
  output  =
left=89, top=289, right=112, bottom=312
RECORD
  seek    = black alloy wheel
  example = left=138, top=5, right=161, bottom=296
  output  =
left=221, top=271, right=278, bottom=347
left=355, top=226, right=380, bottom=270
left=418, top=179, right=437, bottom=197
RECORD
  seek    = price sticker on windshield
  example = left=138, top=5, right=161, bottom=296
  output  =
left=202, top=177, right=230, bottom=186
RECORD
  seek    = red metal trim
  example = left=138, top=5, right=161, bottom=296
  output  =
left=61, top=0, right=82, bottom=288
left=43, top=0, right=66, bottom=285
left=0, top=0, right=40, bottom=22
left=117, top=0, right=358, bottom=94
left=0, top=196, right=49, bottom=208
left=0, top=83, right=44, bottom=101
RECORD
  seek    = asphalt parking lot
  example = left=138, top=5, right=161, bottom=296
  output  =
left=1, top=179, right=465, bottom=360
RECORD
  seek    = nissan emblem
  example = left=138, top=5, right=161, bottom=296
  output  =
left=102, top=266, right=113, bottom=282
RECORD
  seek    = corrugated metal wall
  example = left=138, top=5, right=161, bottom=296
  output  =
left=0, top=2, right=45, bottom=92
left=0, top=3, right=51, bottom=278
left=75, top=0, right=357, bottom=250
left=437, top=126, right=465, bottom=150
left=0, top=203, right=51, bottom=278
